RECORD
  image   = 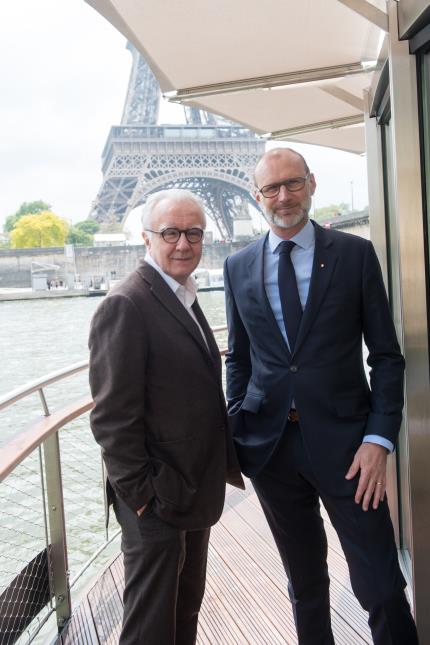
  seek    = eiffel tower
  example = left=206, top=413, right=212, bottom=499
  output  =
left=90, top=43, right=265, bottom=240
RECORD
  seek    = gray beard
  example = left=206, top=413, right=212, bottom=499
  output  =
left=263, top=196, right=312, bottom=230
left=264, top=208, right=308, bottom=230
left=266, top=211, right=307, bottom=229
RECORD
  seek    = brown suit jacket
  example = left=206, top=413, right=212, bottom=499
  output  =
left=89, top=260, right=244, bottom=530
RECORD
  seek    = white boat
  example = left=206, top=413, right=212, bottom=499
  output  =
left=193, top=268, right=224, bottom=291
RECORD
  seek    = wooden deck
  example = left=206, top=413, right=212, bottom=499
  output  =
left=57, top=482, right=371, bottom=644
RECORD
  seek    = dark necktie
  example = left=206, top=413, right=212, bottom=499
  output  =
left=278, top=241, right=302, bottom=352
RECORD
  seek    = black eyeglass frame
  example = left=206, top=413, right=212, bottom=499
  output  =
left=257, top=174, right=310, bottom=198
left=145, top=227, right=204, bottom=244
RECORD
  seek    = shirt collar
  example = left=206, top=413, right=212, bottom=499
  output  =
left=268, top=218, right=315, bottom=254
left=145, top=253, right=198, bottom=303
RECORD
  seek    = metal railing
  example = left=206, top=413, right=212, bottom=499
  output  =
left=0, top=326, right=227, bottom=644
left=0, top=363, right=102, bottom=644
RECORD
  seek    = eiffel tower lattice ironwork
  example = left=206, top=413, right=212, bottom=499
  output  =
left=90, top=44, right=265, bottom=240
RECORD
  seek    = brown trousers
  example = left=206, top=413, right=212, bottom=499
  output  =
left=113, top=495, right=210, bottom=645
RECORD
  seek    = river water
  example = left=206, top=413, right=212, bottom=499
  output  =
left=0, top=290, right=227, bottom=642
left=0, top=290, right=227, bottom=443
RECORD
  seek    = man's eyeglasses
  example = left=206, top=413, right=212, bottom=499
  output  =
left=257, top=174, right=310, bottom=198
left=145, top=227, right=204, bottom=244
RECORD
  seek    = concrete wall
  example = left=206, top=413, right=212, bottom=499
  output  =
left=0, top=241, right=250, bottom=288
left=0, top=219, right=370, bottom=289
left=326, top=221, right=370, bottom=240
left=0, top=247, right=67, bottom=288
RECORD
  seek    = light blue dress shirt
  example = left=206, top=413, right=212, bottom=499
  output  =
left=263, top=219, right=393, bottom=453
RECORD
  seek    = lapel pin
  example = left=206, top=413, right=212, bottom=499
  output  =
left=320, top=263, right=325, bottom=268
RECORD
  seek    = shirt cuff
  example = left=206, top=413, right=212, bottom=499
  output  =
left=363, top=434, right=394, bottom=453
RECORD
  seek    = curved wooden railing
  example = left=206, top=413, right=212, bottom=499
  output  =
left=0, top=360, right=89, bottom=413
left=0, top=395, right=93, bottom=484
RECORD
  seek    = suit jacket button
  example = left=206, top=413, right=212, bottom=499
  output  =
left=290, top=365, right=298, bottom=373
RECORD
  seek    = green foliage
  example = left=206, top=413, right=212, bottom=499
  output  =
left=10, top=211, right=68, bottom=248
left=66, top=226, right=93, bottom=246
left=64, top=219, right=99, bottom=246
left=4, top=200, right=51, bottom=232
left=4, top=215, right=18, bottom=233
left=75, top=219, right=100, bottom=235
left=0, top=234, right=10, bottom=249
left=313, top=203, right=349, bottom=221
left=15, top=200, right=51, bottom=217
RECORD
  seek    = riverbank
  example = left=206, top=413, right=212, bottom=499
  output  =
left=0, top=288, right=107, bottom=302
left=0, top=283, right=224, bottom=301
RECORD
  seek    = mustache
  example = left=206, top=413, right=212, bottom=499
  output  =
left=274, top=196, right=312, bottom=212
left=274, top=202, right=300, bottom=210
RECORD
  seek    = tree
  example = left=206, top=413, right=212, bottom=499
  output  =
left=75, top=219, right=100, bottom=235
left=10, top=211, right=68, bottom=248
left=4, top=200, right=51, bottom=233
left=66, top=226, right=93, bottom=246
left=65, top=219, right=99, bottom=246
left=0, top=234, right=10, bottom=249
left=313, top=203, right=349, bottom=221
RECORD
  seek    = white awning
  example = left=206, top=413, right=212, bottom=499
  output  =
left=86, top=0, right=387, bottom=153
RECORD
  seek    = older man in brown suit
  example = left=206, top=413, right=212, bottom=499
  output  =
left=89, top=188, right=243, bottom=645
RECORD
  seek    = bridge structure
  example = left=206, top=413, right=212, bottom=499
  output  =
left=90, top=44, right=265, bottom=240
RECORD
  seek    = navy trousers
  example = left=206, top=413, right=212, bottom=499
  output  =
left=252, top=420, right=419, bottom=645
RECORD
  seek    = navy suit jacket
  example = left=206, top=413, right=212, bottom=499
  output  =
left=224, top=221, right=405, bottom=496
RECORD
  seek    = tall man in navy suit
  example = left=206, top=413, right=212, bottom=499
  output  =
left=224, top=148, right=418, bottom=644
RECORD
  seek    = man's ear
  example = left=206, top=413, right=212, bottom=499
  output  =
left=309, top=173, right=317, bottom=195
left=142, top=231, right=150, bottom=247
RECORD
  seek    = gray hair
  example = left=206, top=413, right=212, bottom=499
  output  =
left=141, top=189, right=206, bottom=233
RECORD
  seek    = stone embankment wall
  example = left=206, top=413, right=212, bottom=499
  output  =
left=0, top=242, right=247, bottom=288
left=0, top=218, right=370, bottom=289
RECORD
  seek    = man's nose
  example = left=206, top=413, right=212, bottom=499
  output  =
left=278, top=183, right=292, bottom=198
left=175, top=232, right=191, bottom=249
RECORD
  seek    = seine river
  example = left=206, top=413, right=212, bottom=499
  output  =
left=0, top=290, right=227, bottom=443
left=0, top=290, right=227, bottom=642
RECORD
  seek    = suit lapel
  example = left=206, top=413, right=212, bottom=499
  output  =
left=293, top=222, right=338, bottom=354
left=139, top=262, right=211, bottom=359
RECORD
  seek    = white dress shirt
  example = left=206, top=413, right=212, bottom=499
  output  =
left=145, top=253, right=209, bottom=349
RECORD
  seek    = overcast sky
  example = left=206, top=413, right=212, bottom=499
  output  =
left=0, top=1, right=369, bottom=236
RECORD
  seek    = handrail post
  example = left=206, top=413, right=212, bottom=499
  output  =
left=43, top=432, right=71, bottom=630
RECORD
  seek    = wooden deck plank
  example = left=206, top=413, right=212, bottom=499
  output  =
left=219, top=489, right=371, bottom=643
left=205, top=550, right=291, bottom=644
left=109, top=556, right=125, bottom=601
left=223, top=486, right=371, bottom=642
left=62, top=483, right=372, bottom=644
left=53, top=603, right=97, bottom=645
left=87, top=567, right=122, bottom=644
left=207, top=525, right=298, bottom=642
